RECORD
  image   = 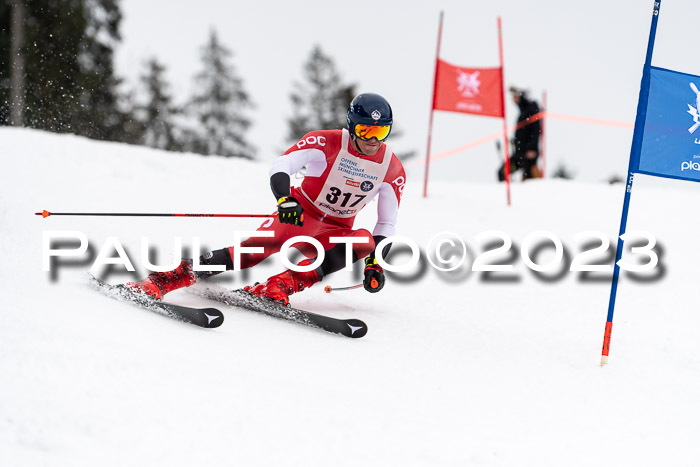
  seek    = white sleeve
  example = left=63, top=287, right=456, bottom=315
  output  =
left=373, top=181, right=399, bottom=237
left=269, top=148, right=326, bottom=177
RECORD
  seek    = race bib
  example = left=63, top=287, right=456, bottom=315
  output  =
left=310, top=130, right=392, bottom=218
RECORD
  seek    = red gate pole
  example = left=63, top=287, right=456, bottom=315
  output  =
left=497, top=17, right=511, bottom=206
left=423, top=11, right=444, bottom=199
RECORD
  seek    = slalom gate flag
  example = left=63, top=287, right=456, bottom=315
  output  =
left=433, top=59, right=504, bottom=117
left=632, top=66, right=700, bottom=182
left=599, top=0, right=700, bottom=366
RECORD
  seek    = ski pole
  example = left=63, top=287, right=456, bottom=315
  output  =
left=35, top=210, right=274, bottom=219
left=324, top=284, right=363, bottom=293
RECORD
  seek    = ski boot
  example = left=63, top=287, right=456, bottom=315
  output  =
left=244, top=260, right=320, bottom=307
left=126, top=259, right=196, bottom=300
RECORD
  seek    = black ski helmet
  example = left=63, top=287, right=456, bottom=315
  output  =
left=346, top=93, right=393, bottom=140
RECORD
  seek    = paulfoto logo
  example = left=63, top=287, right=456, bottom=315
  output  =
left=42, top=230, right=663, bottom=281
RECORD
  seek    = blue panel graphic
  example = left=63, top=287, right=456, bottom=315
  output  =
left=635, top=66, right=700, bottom=182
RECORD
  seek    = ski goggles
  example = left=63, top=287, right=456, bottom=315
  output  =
left=353, top=123, right=391, bottom=141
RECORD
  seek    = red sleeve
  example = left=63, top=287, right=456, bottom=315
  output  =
left=383, top=154, right=407, bottom=207
left=282, top=130, right=341, bottom=157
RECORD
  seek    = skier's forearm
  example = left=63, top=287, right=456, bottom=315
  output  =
left=368, top=235, right=390, bottom=261
left=270, top=172, right=291, bottom=200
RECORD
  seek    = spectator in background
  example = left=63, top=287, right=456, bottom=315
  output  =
left=498, top=86, right=542, bottom=181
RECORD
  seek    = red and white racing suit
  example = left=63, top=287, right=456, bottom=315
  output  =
left=228, top=128, right=406, bottom=268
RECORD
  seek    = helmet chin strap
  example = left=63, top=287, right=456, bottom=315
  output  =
left=349, top=131, right=368, bottom=156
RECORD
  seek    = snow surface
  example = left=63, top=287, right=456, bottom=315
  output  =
left=2, top=128, right=700, bottom=466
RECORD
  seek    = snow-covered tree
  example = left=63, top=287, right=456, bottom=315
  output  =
left=287, top=45, right=356, bottom=142
left=187, top=29, right=254, bottom=159
left=0, top=0, right=137, bottom=141
left=139, top=58, right=181, bottom=151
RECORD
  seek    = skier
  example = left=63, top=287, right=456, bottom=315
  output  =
left=127, top=93, right=406, bottom=306
left=498, top=86, right=542, bottom=181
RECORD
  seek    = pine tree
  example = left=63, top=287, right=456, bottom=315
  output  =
left=287, top=45, right=356, bottom=141
left=187, top=29, right=254, bottom=159
left=7, top=0, right=26, bottom=126
left=0, top=0, right=137, bottom=141
left=74, top=0, right=138, bottom=142
left=16, top=0, right=87, bottom=132
left=0, top=1, right=14, bottom=125
left=139, top=57, right=181, bottom=151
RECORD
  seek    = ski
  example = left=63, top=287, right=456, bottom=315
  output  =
left=87, top=274, right=224, bottom=329
left=187, top=284, right=367, bottom=338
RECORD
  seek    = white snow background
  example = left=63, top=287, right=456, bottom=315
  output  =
left=2, top=127, right=700, bottom=466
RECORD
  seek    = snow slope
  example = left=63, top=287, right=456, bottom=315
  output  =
left=2, top=128, right=700, bottom=466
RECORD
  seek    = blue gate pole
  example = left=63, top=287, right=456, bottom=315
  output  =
left=601, top=0, right=661, bottom=366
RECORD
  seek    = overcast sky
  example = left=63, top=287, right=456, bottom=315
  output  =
left=115, top=0, right=700, bottom=183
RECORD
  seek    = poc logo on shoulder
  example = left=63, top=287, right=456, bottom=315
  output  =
left=392, top=175, right=406, bottom=194
left=296, top=135, right=327, bottom=149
